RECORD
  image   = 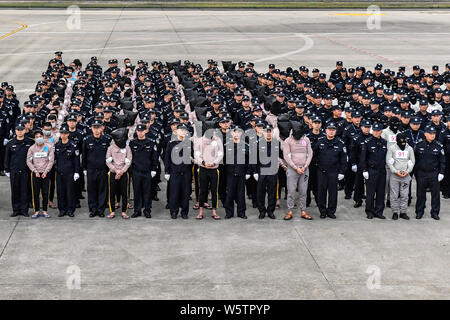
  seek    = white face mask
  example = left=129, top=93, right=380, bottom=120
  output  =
left=43, top=130, right=51, bottom=136
left=36, top=137, right=44, bottom=145
left=51, top=123, right=56, bottom=128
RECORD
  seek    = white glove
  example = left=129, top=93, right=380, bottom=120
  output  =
left=151, top=171, right=156, bottom=178
left=253, top=173, right=259, bottom=181
left=73, top=173, right=80, bottom=181
left=363, top=171, right=369, bottom=180
left=83, top=170, right=87, bottom=176
left=3, top=138, right=8, bottom=146
left=338, top=174, right=344, bottom=181
left=5, top=172, right=10, bottom=178
left=164, top=174, right=170, bottom=181
left=245, top=174, right=251, bottom=180
left=351, top=165, right=357, bottom=173
left=438, top=174, right=444, bottom=182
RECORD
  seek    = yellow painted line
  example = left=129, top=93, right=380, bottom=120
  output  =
left=0, top=21, right=27, bottom=40
left=329, top=13, right=386, bottom=16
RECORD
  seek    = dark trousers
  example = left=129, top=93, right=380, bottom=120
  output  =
left=353, top=168, right=366, bottom=202
left=151, top=165, right=161, bottom=198
left=246, top=176, right=257, bottom=206
left=344, top=165, right=356, bottom=197
left=56, top=171, right=75, bottom=214
left=224, top=174, right=246, bottom=217
left=415, top=171, right=440, bottom=216
left=317, top=169, right=338, bottom=215
left=48, top=167, right=56, bottom=202
left=442, top=156, right=450, bottom=197
left=108, top=171, right=129, bottom=213
left=0, top=143, right=6, bottom=171
left=198, top=167, right=219, bottom=208
left=87, top=168, right=108, bottom=214
left=132, top=171, right=152, bottom=214
left=306, top=164, right=318, bottom=205
left=31, top=173, right=50, bottom=212
left=192, top=164, right=199, bottom=203
left=257, top=174, right=277, bottom=215
left=10, top=171, right=29, bottom=214
left=277, top=166, right=287, bottom=200
left=218, top=164, right=227, bottom=205
left=72, top=167, right=84, bottom=209
left=169, top=171, right=191, bottom=216
left=365, top=168, right=386, bottom=216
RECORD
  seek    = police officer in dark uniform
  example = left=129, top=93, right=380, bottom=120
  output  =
left=4, top=124, right=33, bottom=217
left=342, top=110, right=362, bottom=197
left=414, top=125, right=445, bottom=220
left=314, top=122, right=347, bottom=219
left=360, top=122, right=388, bottom=219
left=305, top=117, right=324, bottom=207
left=223, top=126, right=251, bottom=219
left=130, top=124, right=159, bottom=218
left=254, top=124, right=280, bottom=219
left=54, top=125, right=80, bottom=217
left=164, top=123, right=193, bottom=219
left=350, top=119, right=372, bottom=208
left=440, top=116, right=450, bottom=198
left=67, top=113, right=85, bottom=207
left=82, top=120, right=111, bottom=217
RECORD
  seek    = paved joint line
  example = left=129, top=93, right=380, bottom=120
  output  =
left=0, top=21, right=27, bottom=40
left=0, top=218, right=20, bottom=261
left=98, top=8, right=124, bottom=59
left=293, top=226, right=339, bottom=299
left=162, top=9, right=191, bottom=55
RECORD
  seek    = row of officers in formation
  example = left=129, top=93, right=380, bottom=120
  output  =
left=1, top=54, right=450, bottom=221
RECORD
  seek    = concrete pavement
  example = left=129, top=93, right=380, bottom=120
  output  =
left=0, top=9, right=449, bottom=299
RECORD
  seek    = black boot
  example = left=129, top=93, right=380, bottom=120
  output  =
left=392, top=212, right=398, bottom=220
left=353, top=201, right=362, bottom=208
left=399, top=213, right=409, bottom=220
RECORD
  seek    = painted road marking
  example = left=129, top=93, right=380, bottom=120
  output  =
left=329, top=13, right=385, bottom=16
left=0, top=21, right=27, bottom=40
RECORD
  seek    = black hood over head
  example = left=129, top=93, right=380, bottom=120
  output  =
left=111, top=127, right=128, bottom=149
left=396, top=132, right=407, bottom=151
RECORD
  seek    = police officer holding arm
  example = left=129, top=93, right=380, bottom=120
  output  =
left=82, top=120, right=111, bottom=218
left=314, top=122, right=347, bottom=219
left=129, top=124, right=159, bottom=218
left=4, top=124, right=33, bottom=217
left=164, top=124, right=193, bottom=219
left=360, top=122, right=388, bottom=219
left=414, top=125, right=445, bottom=220
left=54, top=125, right=80, bottom=217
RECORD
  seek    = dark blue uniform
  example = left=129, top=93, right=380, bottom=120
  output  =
left=350, top=132, right=371, bottom=205
left=129, top=137, right=159, bottom=217
left=82, top=134, right=111, bottom=216
left=4, top=137, right=33, bottom=216
left=360, top=136, right=388, bottom=218
left=223, top=140, right=251, bottom=219
left=342, top=123, right=361, bottom=198
left=305, top=130, right=325, bottom=206
left=313, top=136, right=347, bottom=218
left=54, top=140, right=80, bottom=216
left=164, top=139, right=193, bottom=219
left=414, top=139, right=445, bottom=218
left=440, top=128, right=450, bottom=198
left=254, top=137, right=281, bottom=218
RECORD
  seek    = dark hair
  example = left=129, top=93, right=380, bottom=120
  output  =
left=73, top=59, right=82, bottom=68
